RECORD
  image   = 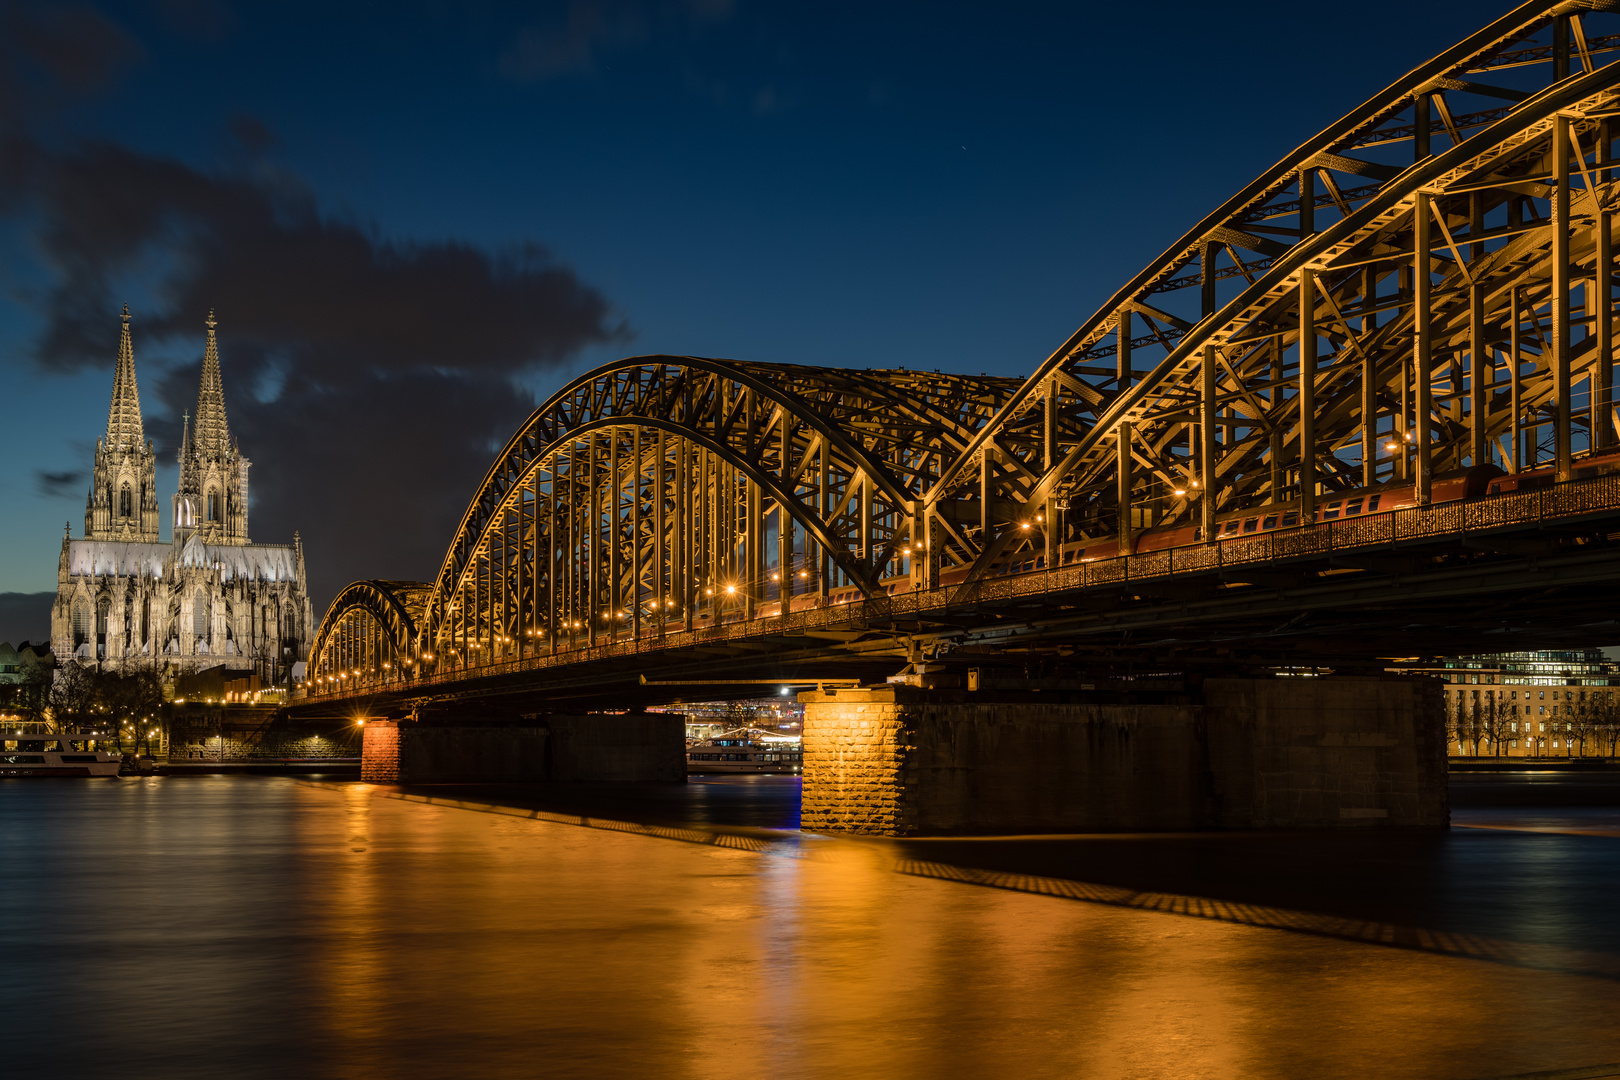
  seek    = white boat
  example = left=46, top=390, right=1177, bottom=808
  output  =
left=687, top=726, right=803, bottom=774
left=1, top=735, right=122, bottom=778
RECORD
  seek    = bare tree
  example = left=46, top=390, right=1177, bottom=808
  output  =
left=99, top=669, right=164, bottom=755
left=1600, top=694, right=1620, bottom=758
left=1484, top=693, right=1509, bottom=757
left=0, top=663, right=53, bottom=725
left=1569, top=694, right=1599, bottom=758
left=48, top=662, right=99, bottom=728
left=1446, top=694, right=1468, bottom=757
left=1458, top=693, right=1486, bottom=756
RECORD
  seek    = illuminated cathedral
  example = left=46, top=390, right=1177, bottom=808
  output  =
left=51, top=307, right=314, bottom=688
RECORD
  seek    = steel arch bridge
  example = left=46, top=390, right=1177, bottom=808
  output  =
left=309, top=0, right=1620, bottom=696
left=308, top=580, right=430, bottom=692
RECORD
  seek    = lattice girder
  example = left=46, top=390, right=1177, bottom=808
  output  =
left=924, top=0, right=1620, bottom=588
left=308, top=580, right=430, bottom=688
left=417, top=357, right=1035, bottom=666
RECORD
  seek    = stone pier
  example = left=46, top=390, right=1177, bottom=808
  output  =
left=799, top=676, right=1447, bottom=835
left=360, top=712, right=686, bottom=785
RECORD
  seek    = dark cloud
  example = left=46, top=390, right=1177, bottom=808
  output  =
left=226, top=111, right=277, bottom=153
left=500, top=0, right=734, bottom=80
left=2, top=3, right=144, bottom=97
left=3, top=8, right=629, bottom=610
left=0, top=591, right=54, bottom=648
left=35, top=469, right=86, bottom=497
left=150, top=0, right=233, bottom=42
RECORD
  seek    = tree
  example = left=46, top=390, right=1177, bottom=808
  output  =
left=1599, top=694, right=1620, bottom=758
left=1568, top=694, right=1601, bottom=758
left=1482, top=693, right=1510, bottom=757
left=0, top=662, right=52, bottom=725
left=1451, top=696, right=1477, bottom=757
left=44, top=663, right=166, bottom=754
left=99, top=669, right=164, bottom=754
left=48, top=661, right=99, bottom=727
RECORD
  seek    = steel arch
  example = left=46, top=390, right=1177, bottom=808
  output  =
left=416, top=355, right=1033, bottom=661
left=308, top=579, right=430, bottom=689
left=924, top=0, right=1620, bottom=588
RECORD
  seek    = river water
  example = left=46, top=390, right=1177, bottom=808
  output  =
left=3, top=774, right=1620, bottom=1080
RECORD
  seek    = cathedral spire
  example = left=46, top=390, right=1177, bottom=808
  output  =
left=191, top=309, right=231, bottom=456
left=105, top=303, right=145, bottom=449
left=86, top=304, right=160, bottom=542
left=174, top=311, right=250, bottom=545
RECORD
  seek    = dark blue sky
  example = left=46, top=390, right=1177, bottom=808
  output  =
left=0, top=0, right=1504, bottom=639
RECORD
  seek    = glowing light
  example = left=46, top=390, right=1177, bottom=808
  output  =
left=725, top=585, right=736, bottom=594
left=1173, top=489, right=1186, bottom=496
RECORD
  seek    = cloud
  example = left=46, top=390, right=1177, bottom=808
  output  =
left=0, top=2, right=144, bottom=113
left=35, top=469, right=85, bottom=497
left=226, top=111, right=277, bottom=153
left=3, top=24, right=630, bottom=610
left=499, top=0, right=735, bottom=81
left=150, top=0, right=233, bottom=42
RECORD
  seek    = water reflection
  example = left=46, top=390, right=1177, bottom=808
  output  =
left=3, top=778, right=1620, bottom=1079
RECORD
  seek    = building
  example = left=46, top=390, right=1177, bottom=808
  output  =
left=1404, top=650, right=1620, bottom=757
left=0, top=641, right=53, bottom=685
left=50, top=308, right=314, bottom=689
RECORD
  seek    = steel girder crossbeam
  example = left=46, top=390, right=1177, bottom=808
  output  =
left=412, top=356, right=1034, bottom=674
left=308, top=579, right=430, bottom=690
left=931, top=0, right=1620, bottom=593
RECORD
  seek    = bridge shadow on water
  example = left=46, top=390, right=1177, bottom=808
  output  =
left=383, top=769, right=1620, bottom=983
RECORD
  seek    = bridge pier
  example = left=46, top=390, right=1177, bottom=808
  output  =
left=360, top=712, right=686, bottom=785
left=798, top=676, right=1446, bottom=836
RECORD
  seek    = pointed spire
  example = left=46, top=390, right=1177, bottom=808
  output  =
left=192, top=309, right=231, bottom=457
left=105, top=303, right=145, bottom=449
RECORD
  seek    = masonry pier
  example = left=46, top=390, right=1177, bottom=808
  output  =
left=360, top=712, right=687, bottom=785
left=799, top=676, right=1448, bottom=836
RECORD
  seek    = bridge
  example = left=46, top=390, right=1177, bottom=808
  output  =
left=298, top=1, right=1620, bottom=835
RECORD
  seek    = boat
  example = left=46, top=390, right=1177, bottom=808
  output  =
left=686, top=726, right=803, bottom=774
left=1, top=734, right=122, bottom=777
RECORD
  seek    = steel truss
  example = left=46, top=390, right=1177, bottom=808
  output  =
left=405, top=358, right=1036, bottom=672
left=308, top=580, right=429, bottom=692
left=934, top=0, right=1620, bottom=590
left=310, top=0, right=1620, bottom=687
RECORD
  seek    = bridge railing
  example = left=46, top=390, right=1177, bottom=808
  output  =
left=307, top=472, right=1620, bottom=699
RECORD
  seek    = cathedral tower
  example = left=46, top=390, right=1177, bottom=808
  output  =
left=55, top=304, right=312, bottom=687
left=86, top=305, right=161, bottom=542
left=174, top=311, right=250, bottom=545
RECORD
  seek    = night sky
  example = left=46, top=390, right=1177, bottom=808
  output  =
left=0, top=0, right=1503, bottom=643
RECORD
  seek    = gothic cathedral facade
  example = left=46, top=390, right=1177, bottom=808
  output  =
left=51, top=307, right=314, bottom=688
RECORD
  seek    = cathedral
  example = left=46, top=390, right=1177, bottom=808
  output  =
left=51, top=307, right=314, bottom=689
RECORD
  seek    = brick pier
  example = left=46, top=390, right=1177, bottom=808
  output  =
left=799, top=676, right=1447, bottom=836
left=360, top=712, right=686, bottom=784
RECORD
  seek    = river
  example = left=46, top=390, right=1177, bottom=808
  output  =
left=3, top=774, right=1618, bottom=1079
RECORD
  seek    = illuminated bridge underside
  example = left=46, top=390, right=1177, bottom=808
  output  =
left=307, top=0, right=1620, bottom=707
